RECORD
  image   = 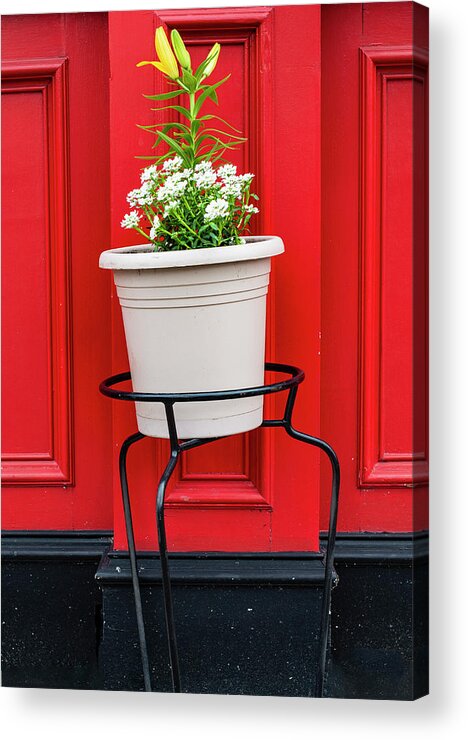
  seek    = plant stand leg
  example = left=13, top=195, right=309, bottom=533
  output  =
left=263, top=384, right=341, bottom=697
left=119, top=431, right=152, bottom=692
left=284, top=425, right=340, bottom=697
left=156, top=403, right=182, bottom=693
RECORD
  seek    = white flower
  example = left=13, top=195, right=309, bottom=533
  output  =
left=220, top=177, right=243, bottom=198
left=195, top=160, right=213, bottom=173
left=149, top=217, right=161, bottom=240
left=126, top=189, right=140, bottom=207
left=121, top=211, right=141, bottom=229
left=194, top=168, right=217, bottom=189
left=157, top=175, right=188, bottom=202
left=163, top=156, right=183, bottom=172
left=163, top=200, right=179, bottom=217
left=127, top=182, right=153, bottom=207
left=218, top=163, right=237, bottom=180
left=168, top=171, right=188, bottom=184
left=204, top=198, right=230, bottom=222
left=244, top=204, right=259, bottom=214
left=140, top=165, right=158, bottom=183
left=241, top=173, right=254, bottom=183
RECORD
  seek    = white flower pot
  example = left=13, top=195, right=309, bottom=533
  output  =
left=99, top=235, right=284, bottom=439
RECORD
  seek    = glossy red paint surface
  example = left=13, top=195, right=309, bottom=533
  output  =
left=108, top=6, right=322, bottom=550
left=2, top=4, right=428, bottom=546
left=2, top=14, right=113, bottom=528
left=320, top=2, right=429, bottom=532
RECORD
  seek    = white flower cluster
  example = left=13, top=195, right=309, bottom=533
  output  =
left=127, top=181, right=153, bottom=207
left=163, top=156, right=183, bottom=172
left=218, top=165, right=254, bottom=199
left=195, top=161, right=213, bottom=173
left=194, top=167, right=217, bottom=189
left=156, top=174, right=189, bottom=202
left=163, top=200, right=179, bottom=218
left=149, top=216, right=161, bottom=241
left=204, top=198, right=229, bottom=222
left=121, top=211, right=141, bottom=229
left=218, top=164, right=237, bottom=179
left=220, top=178, right=242, bottom=198
left=244, top=204, right=259, bottom=214
left=140, top=164, right=158, bottom=183
left=120, top=156, right=259, bottom=248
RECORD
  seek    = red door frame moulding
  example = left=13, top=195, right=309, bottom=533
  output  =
left=358, top=44, right=429, bottom=488
left=1, top=57, right=74, bottom=486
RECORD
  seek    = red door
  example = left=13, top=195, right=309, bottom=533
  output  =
left=107, top=6, right=322, bottom=551
left=320, top=2, right=428, bottom=533
left=2, top=4, right=428, bottom=550
left=2, top=13, right=113, bottom=530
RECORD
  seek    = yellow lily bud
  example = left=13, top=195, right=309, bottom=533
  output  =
left=171, top=29, right=191, bottom=71
left=136, top=60, right=166, bottom=72
left=154, top=26, right=179, bottom=79
left=203, top=43, right=220, bottom=79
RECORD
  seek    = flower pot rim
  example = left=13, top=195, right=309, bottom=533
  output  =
left=99, top=235, right=284, bottom=270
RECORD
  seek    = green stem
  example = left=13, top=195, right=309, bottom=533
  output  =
left=143, top=206, right=154, bottom=225
left=187, top=91, right=197, bottom=166
left=134, top=226, right=151, bottom=241
left=173, top=210, right=199, bottom=238
left=181, top=191, right=197, bottom=218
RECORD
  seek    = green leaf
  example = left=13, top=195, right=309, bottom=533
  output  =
left=149, top=104, right=192, bottom=120
left=137, top=122, right=190, bottom=136
left=206, top=88, right=218, bottom=104
left=194, top=55, right=217, bottom=84
left=204, top=114, right=244, bottom=134
left=195, top=134, right=237, bottom=150
left=152, top=129, right=187, bottom=160
left=195, top=127, right=246, bottom=143
left=158, top=121, right=191, bottom=134
left=191, top=119, right=202, bottom=135
left=181, top=68, right=198, bottom=92
left=136, top=123, right=160, bottom=131
left=194, top=75, right=230, bottom=117
left=143, top=89, right=184, bottom=101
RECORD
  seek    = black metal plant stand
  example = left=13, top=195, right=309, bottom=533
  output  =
left=100, top=362, right=340, bottom=697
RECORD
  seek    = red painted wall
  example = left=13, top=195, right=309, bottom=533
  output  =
left=1, top=3, right=428, bottom=546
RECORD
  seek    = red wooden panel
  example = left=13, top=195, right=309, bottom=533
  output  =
left=1, top=13, right=113, bottom=529
left=158, top=12, right=273, bottom=511
left=109, top=6, right=322, bottom=551
left=1, top=59, right=73, bottom=486
left=166, top=433, right=270, bottom=509
left=359, top=46, right=429, bottom=487
left=321, top=1, right=429, bottom=532
left=3, top=90, right=51, bottom=455
left=182, top=437, right=248, bottom=478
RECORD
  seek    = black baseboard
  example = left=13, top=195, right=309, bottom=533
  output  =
left=1, top=530, right=428, bottom=699
left=1, top=531, right=112, bottom=690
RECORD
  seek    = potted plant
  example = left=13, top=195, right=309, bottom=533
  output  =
left=100, top=27, right=284, bottom=439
